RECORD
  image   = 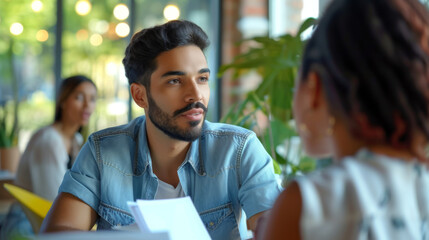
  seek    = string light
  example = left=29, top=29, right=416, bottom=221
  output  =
left=94, top=20, right=109, bottom=34
left=163, top=4, right=180, bottom=21
left=89, top=33, right=103, bottom=46
left=115, top=22, right=130, bottom=38
left=113, top=4, right=129, bottom=20
left=10, top=23, right=24, bottom=35
left=31, top=0, right=43, bottom=12
left=36, top=29, right=49, bottom=42
left=76, top=29, right=89, bottom=40
left=75, top=0, right=91, bottom=16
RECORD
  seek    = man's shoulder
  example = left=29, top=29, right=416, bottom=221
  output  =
left=202, top=121, right=255, bottom=138
left=89, top=116, right=145, bottom=140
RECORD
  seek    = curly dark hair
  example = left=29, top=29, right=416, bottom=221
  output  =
left=300, top=0, right=429, bottom=147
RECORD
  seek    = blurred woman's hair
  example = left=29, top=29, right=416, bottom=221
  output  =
left=54, top=75, right=96, bottom=122
left=300, top=0, right=429, bottom=147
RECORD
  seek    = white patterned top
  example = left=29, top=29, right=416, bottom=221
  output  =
left=296, top=148, right=429, bottom=240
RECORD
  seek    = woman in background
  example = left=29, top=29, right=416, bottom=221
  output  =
left=255, top=0, right=429, bottom=239
left=1, top=75, right=97, bottom=238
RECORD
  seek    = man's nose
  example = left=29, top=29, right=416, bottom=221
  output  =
left=184, top=80, right=203, bottom=102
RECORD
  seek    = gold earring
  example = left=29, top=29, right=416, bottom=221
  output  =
left=299, top=123, right=309, bottom=136
left=326, top=116, right=336, bottom=136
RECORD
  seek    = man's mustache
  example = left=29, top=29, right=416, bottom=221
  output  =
left=173, top=102, right=208, bottom=117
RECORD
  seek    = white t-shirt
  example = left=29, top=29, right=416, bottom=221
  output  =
left=296, top=148, right=429, bottom=240
left=154, top=179, right=185, bottom=199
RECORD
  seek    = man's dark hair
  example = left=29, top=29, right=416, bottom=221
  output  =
left=122, top=20, right=210, bottom=87
left=300, top=0, right=429, bottom=146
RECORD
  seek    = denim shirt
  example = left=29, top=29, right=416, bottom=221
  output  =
left=59, top=116, right=281, bottom=240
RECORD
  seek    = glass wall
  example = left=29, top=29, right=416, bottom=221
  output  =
left=1, top=0, right=57, bottom=149
left=0, top=0, right=220, bottom=150
left=269, top=0, right=319, bottom=37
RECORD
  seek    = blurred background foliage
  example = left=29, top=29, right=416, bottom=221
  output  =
left=219, top=0, right=429, bottom=183
left=219, top=18, right=317, bottom=183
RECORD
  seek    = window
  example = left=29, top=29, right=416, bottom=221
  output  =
left=0, top=0, right=220, bottom=150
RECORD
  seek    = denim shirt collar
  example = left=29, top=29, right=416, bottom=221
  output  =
left=137, top=116, right=206, bottom=177
left=182, top=138, right=206, bottom=176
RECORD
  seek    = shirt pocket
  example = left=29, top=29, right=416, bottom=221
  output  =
left=97, top=201, right=135, bottom=230
left=199, top=202, right=236, bottom=232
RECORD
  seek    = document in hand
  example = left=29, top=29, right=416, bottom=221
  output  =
left=127, top=196, right=211, bottom=240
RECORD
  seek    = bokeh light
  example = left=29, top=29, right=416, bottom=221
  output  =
left=107, top=101, right=128, bottom=116
left=36, top=29, right=49, bottom=42
left=76, top=29, right=89, bottom=40
left=89, top=19, right=109, bottom=34
left=31, top=0, right=43, bottom=12
left=113, top=4, right=129, bottom=20
left=94, top=20, right=109, bottom=34
left=89, top=33, right=103, bottom=46
left=106, top=61, right=117, bottom=76
left=75, top=0, right=91, bottom=16
left=10, top=23, right=24, bottom=36
left=115, top=22, right=130, bottom=38
left=163, top=4, right=180, bottom=21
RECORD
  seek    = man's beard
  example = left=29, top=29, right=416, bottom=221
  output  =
left=146, top=93, right=208, bottom=142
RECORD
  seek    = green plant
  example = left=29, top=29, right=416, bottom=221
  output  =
left=218, top=18, right=316, bottom=181
left=0, top=101, right=19, bottom=148
left=0, top=39, right=19, bottom=148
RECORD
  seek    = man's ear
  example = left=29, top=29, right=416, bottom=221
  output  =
left=130, top=83, right=148, bottom=108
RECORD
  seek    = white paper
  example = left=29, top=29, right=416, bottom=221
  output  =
left=111, top=222, right=140, bottom=231
left=127, top=202, right=153, bottom=233
left=35, top=231, right=169, bottom=240
left=127, top=196, right=211, bottom=240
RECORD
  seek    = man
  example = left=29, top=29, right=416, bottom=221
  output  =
left=41, top=20, right=281, bottom=239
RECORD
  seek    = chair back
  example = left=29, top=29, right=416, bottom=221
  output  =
left=3, top=183, right=52, bottom=233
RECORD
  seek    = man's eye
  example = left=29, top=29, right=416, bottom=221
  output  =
left=199, top=77, right=209, bottom=82
left=168, top=79, right=180, bottom=84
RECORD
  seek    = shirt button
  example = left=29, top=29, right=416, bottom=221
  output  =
left=209, top=222, right=214, bottom=226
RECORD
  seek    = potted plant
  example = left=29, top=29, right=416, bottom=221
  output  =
left=0, top=99, right=20, bottom=174
left=0, top=39, right=21, bottom=173
left=219, top=18, right=316, bottom=185
left=0, top=102, right=18, bottom=148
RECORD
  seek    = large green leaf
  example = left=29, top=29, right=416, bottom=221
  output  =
left=219, top=18, right=318, bottom=178
left=261, top=118, right=297, bottom=157
left=297, top=18, right=317, bottom=36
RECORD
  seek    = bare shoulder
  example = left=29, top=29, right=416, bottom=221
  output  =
left=254, top=181, right=302, bottom=240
